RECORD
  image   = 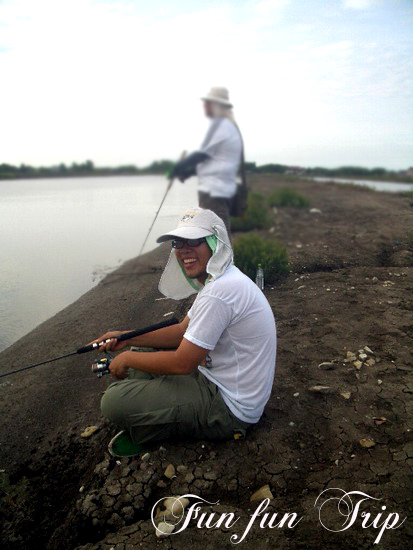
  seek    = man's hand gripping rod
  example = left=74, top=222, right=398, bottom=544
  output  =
left=0, top=318, right=179, bottom=379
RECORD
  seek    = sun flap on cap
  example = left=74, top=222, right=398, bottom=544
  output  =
left=158, top=214, right=233, bottom=300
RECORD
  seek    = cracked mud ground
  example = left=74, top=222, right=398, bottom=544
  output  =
left=0, top=176, right=412, bottom=549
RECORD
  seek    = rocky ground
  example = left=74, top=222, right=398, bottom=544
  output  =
left=0, top=175, right=412, bottom=549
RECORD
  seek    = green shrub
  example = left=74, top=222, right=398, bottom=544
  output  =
left=231, top=191, right=272, bottom=231
left=233, top=234, right=289, bottom=283
left=230, top=217, right=255, bottom=231
left=268, top=187, right=310, bottom=207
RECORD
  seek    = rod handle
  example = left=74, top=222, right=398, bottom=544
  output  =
left=76, top=317, right=179, bottom=354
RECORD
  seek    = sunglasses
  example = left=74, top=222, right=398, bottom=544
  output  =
left=171, top=237, right=206, bottom=249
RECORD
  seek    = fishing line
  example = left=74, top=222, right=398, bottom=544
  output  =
left=120, top=151, right=186, bottom=299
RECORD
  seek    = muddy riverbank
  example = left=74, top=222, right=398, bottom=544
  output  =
left=1, top=175, right=412, bottom=549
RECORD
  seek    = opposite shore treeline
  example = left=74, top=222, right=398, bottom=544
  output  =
left=1, top=160, right=413, bottom=183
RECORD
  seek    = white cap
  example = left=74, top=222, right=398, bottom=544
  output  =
left=200, top=86, right=233, bottom=107
left=157, top=208, right=217, bottom=243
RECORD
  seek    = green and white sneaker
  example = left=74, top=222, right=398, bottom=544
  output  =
left=108, top=431, right=144, bottom=458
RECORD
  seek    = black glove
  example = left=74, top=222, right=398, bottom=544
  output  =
left=171, top=151, right=210, bottom=181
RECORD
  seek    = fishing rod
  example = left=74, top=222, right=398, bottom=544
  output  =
left=0, top=318, right=179, bottom=379
left=120, top=150, right=186, bottom=299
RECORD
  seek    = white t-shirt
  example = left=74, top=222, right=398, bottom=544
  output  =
left=184, top=265, right=276, bottom=424
left=197, top=117, right=242, bottom=199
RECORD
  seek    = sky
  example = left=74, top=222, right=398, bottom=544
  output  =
left=0, top=0, right=412, bottom=170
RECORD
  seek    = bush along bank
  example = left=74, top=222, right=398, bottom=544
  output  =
left=231, top=192, right=272, bottom=231
left=268, top=187, right=310, bottom=207
left=233, top=234, right=289, bottom=284
left=231, top=187, right=310, bottom=233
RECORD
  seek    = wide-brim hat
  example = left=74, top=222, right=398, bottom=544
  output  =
left=201, top=86, right=233, bottom=107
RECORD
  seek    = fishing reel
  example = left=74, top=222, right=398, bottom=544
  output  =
left=91, top=352, right=113, bottom=378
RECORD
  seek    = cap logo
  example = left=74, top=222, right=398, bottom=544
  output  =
left=181, top=211, right=196, bottom=223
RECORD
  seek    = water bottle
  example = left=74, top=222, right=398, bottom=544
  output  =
left=255, top=264, right=264, bottom=290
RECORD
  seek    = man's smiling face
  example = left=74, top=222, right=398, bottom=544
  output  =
left=175, top=240, right=212, bottom=284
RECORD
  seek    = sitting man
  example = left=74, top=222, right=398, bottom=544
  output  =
left=94, top=208, right=276, bottom=457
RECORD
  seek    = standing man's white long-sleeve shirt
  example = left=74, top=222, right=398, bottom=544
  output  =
left=197, top=117, right=242, bottom=199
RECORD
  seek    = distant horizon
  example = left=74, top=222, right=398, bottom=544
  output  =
left=1, top=159, right=412, bottom=172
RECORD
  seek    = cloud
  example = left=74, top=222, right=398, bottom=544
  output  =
left=254, top=0, right=290, bottom=12
left=308, top=40, right=355, bottom=59
left=342, top=0, right=376, bottom=9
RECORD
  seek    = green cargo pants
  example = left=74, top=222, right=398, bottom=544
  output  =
left=100, top=352, right=251, bottom=445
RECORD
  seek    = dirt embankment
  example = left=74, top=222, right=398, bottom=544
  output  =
left=0, top=176, right=412, bottom=550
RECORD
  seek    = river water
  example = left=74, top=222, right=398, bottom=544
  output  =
left=311, top=176, right=413, bottom=192
left=0, top=175, right=198, bottom=352
left=0, top=174, right=411, bottom=353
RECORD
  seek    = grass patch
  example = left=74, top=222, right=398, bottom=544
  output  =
left=233, top=234, right=289, bottom=284
left=402, top=189, right=413, bottom=199
left=268, top=187, right=310, bottom=207
left=231, top=192, right=272, bottom=231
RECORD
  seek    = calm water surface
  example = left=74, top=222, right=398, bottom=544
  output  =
left=0, top=175, right=197, bottom=352
left=1, top=174, right=410, bottom=352
left=311, top=176, right=413, bottom=192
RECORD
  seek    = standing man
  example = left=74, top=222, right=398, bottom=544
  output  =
left=171, top=87, right=244, bottom=233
